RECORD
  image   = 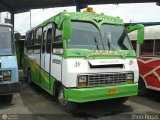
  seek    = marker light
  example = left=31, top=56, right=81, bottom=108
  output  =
left=86, top=7, right=94, bottom=12
left=126, top=73, right=134, bottom=84
left=3, top=70, right=11, bottom=81
left=78, top=76, right=88, bottom=87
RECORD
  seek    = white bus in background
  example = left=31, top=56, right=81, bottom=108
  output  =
left=129, top=25, right=160, bottom=95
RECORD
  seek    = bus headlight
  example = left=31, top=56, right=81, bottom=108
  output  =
left=126, top=73, right=134, bottom=83
left=78, top=76, right=88, bottom=87
left=3, top=70, right=11, bottom=81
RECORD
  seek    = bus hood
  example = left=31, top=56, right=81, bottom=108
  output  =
left=88, top=59, right=125, bottom=68
left=88, top=59, right=123, bottom=66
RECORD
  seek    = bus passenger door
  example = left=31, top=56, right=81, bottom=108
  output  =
left=40, top=24, right=53, bottom=90
left=33, top=28, right=42, bottom=84
left=51, top=29, right=63, bottom=84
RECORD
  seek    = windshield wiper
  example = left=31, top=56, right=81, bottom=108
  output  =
left=104, top=32, right=111, bottom=50
left=105, top=32, right=126, bottom=59
left=85, top=36, right=99, bottom=59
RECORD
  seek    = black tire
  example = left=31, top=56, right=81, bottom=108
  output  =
left=3, top=94, right=13, bottom=103
left=27, top=69, right=32, bottom=85
left=138, top=78, right=147, bottom=96
left=57, top=86, right=77, bottom=113
left=112, top=97, right=128, bottom=104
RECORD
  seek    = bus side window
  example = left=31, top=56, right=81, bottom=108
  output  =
left=140, top=40, right=154, bottom=56
left=55, top=29, right=62, bottom=43
left=25, top=34, right=29, bottom=52
left=34, top=28, right=42, bottom=53
left=52, top=29, right=63, bottom=54
left=27, top=32, right=34, bottom=53
left=46, top=28, right=52, bottom=53
left=155, top=39, right=160, bottom=56
left=42, top=30, right=46, bottom=53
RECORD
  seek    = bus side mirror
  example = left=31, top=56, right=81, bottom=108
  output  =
left=62, top=20, right=72, bottom=40
left=127, top=24, right=144, bottom=44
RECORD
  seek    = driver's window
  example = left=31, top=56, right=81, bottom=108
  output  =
left=52, top=29, right=63, bottom=54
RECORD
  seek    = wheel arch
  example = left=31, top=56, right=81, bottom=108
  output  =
left=139, top=75, right=147, bottom=88
left=53, top=80, right=62, bottom=97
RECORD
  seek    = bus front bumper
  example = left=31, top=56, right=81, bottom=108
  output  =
left=0, top=82, right=20, bottom=95
left=64, top=83, right=138, bottom=103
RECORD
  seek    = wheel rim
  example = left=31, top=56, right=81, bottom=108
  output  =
left=58, top=89, right=68, bottom=106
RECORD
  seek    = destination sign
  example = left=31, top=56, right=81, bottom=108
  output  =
left=74, top=15, right=116, bottom=22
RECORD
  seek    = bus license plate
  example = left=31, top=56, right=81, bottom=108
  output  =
left=108, top=88, right=118, bottom=94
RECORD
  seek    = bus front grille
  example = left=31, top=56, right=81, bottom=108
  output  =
left=88, top=73, right=127, bottom=86
left=0, top=71, right=3, bottom=83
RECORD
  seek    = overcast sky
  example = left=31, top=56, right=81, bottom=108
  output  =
left=2, top=2, right=160, bottom=35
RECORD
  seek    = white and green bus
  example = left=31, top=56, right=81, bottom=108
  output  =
left=23, top=8, right=144, bottom=112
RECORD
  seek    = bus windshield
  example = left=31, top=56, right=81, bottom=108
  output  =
left=100, top=24, right=132, bottom=50
left=67, top=22, right=104, bottom=50
left=67, top=22, right=133, bottom=51
left=0, top=26, right=12, bottom=55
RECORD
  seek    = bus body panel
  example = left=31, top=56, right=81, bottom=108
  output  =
left=51, top=55, right=62, bottom=81
left=138, top=57, right=160, bottom=90
left=0, top=56, right=18, bottom=82
left=64, top=83, right=138, bottom=103
left=23, top=54, right=139, bottom=102
left=62, top=58, right=139, bottom=87
left=0, top=56, right=20, bottom=95
left=0, top=24, right=20, bottom=96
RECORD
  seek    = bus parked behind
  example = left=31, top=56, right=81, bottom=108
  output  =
left=0, top=24, right=20, bottom=103
left=130, top=25, right=160, bottom=95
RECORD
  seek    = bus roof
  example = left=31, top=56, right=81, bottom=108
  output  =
left=26, top=11, right=123, bottom=33
left=129, top=25, right=160, bottom=40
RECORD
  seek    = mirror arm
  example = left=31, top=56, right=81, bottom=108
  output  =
left=127, top=24, right=144, bottom=33
left=127, top=24, right=144, bottom=45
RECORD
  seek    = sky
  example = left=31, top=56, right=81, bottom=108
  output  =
left=1, top=2, right=160, bottom=35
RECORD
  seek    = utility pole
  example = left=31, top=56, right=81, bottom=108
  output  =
left=30, top=10, right=31, bottom=28
left=0, top=12, right=1, bottom=23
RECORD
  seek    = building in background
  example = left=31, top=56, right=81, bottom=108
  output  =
left=0, top=12, right=11, bottom=24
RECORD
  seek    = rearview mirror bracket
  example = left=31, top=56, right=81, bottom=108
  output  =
left=127, top=24, right=144, bottom=44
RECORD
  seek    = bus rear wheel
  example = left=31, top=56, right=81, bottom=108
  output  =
left=58, top=86, right=77, bottom=113
left=27, top=69, right=32, bottom=85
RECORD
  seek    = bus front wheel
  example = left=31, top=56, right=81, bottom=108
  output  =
left=58, top=86, right=77, bottom=113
